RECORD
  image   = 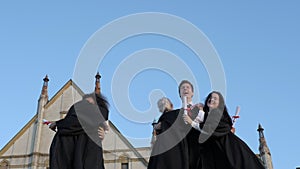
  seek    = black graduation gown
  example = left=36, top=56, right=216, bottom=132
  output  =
left=147, top=109, right=190, bottom=169
left=198, top=109, right=265, bottom=169
left=50, top=100, right=108, bottom=169
left=186, top=106, right=202, bottom=169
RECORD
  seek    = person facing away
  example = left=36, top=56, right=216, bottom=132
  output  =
left=183, top=91, right=265, bottom=169
left=49, top=92, right=109, bottom=169
left=151, top=97, right=174, bottom=147
left=153, top=97, right=174, bottom=132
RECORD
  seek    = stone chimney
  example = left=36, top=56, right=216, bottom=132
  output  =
left=40, top=75, right=49, bottom=100
left=95, top=72, right=101, bottom=95
left=257, top=124, right=273, bottom=169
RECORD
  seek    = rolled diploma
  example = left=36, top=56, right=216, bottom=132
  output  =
left=182, top=96, right=188, bottom=124
left=232, top=106, right=240, bottom=127
left=42, top=119, right=52, bottom=126
left=183, top=96, right=188, bottom=115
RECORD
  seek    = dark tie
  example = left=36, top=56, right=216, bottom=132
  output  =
left=187, top=104, right=192, bottom=116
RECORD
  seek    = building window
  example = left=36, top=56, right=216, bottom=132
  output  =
left=121, top=162, right=128, bottom=169
left=44, top=159, right=49, bottom=169
left=0, top=160, right=9, bottom=169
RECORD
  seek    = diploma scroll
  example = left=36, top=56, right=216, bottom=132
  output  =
left=42, top=119, right=52, bottom=126
left=43, top=119, right=56, bottom=132
left=232, top=106, right=240, bottom=127
left=183, top=96, right=188, bottom=124
left=183, top=96, right=188, bottom=115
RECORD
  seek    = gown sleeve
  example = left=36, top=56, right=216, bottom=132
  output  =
left=56, top=105, right=85, bottom=135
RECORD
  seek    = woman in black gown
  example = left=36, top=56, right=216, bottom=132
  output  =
left=147, top=105, right=190, bottom=169
left=183, top=91, right=265, bottom=169
left=49, top=93, right=109, bottom=169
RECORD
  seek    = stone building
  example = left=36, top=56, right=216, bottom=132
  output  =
left=0, top=74, right=150, bottom=169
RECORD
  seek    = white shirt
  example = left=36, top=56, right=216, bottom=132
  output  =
left=191, top=109, right=205, bottom=131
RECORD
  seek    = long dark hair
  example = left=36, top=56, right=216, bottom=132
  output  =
left=203, top=91, right=232, bottom=126
left=83, top=93, right=109, bottom=111
left=95, top=93, right=109, bottom=111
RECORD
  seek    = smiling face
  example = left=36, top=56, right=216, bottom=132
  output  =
left=207, top=92, right=220, bottom=110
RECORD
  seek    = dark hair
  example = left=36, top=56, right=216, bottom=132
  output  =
left=178, top=80, right=194, bottom=96
left=203, top=91, right=232, bottom=126
left=95, top=93, right=109, bottom=111
left=83, top=92, right=109, bottom=111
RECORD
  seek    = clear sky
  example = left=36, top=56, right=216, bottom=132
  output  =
left=0, top=1, right=299, bottom=169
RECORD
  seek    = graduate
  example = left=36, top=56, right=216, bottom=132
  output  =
left=179, top=80, right=204, bottom=169
left=148, top=80, right=203, bottom=169
left=183, top=91, right=265, bottom=169
left=150, top=97, right=174, bottom=147
left=147, top=97, right=189, bottom=169
left=49, top=93, right=109, bottom=169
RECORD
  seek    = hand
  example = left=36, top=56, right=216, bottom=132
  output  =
left=98, top=127, right=105, bottom=141
left=195, top=103, right=204, bottom=111
left=103, top=121, right=109, bottom=133
left=231, top=127, right=236, bottom=134
left=49, top=122, right=57, bottom=131
left=183, top=114, right=193, bottom=125
left=154, top=122, right=161, bottom=130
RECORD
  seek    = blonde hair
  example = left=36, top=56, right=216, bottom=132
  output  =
left=157, top=97, right=173, bottom=113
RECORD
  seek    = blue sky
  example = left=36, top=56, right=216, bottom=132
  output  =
left=1, top=1, right=299, bottom=169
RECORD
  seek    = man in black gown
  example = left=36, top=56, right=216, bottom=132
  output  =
left=178, top=80, right=203, bottom=169
left=148, top=80, right=202, bottom=169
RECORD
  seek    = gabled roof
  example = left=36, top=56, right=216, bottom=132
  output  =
left=0, top=79, right=83, bottom=156
left=44, top=79, right=84, bottom=109
left=0, top=115, right=37, bottom=156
